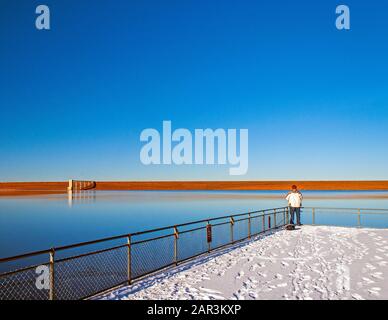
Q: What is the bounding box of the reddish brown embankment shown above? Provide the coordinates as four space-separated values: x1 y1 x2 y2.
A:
1 181 388 196
94 181 388 191
0 182 68 196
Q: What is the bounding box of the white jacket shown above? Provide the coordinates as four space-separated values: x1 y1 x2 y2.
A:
286 191 303 207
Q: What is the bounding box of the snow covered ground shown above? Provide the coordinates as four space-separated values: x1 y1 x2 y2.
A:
97 225 388 300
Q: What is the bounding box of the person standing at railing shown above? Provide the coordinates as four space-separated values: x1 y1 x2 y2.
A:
286 185 303 226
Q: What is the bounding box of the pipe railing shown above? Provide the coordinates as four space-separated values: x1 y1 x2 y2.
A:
0 207 289 300
301 207 388 228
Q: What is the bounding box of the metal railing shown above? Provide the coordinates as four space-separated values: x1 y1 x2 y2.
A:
1 206 387 300
302 207 388 229
0 207 289 300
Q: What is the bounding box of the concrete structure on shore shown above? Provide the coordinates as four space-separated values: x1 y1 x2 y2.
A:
67 179 96 192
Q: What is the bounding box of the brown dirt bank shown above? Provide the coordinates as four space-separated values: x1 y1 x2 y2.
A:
0 182 67 196
94 181 388 191
1 181 388 196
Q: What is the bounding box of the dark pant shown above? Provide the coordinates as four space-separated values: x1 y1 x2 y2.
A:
289 207 301 225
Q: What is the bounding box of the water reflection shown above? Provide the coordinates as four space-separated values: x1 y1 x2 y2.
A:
67 190 96 207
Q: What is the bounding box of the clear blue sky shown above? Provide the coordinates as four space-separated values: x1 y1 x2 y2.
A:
1 0 387 181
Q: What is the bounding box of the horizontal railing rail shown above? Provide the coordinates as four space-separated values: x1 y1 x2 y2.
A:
303 207 388 212
301 207 388 229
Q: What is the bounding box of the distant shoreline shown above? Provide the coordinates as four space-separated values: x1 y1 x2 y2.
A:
1 180 388 197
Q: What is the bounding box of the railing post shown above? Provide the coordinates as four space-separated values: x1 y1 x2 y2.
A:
268 216 271 229
230 217 234 243
283 209 286 226
274 209 277 227
262 214 265 231
248 213 251 239
207 221 211 253
286 206 290 224
127 235 131 285
49 248 55 300
312 208 316 225
357 209 361 228
174 226 179 265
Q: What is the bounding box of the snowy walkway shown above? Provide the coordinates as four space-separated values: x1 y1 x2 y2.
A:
97 226 388 300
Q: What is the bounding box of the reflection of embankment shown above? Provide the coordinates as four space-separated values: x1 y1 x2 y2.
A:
67 190 96 207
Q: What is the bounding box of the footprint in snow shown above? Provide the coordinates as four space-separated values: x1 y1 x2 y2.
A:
249 264 258 272
232 292 245 300
247 277 258 284
362 277 375 284
371 272 384 280
248 292 258 299
277 283 287 288
365 263 376 270
207 293 226 300
368 288 381 296
351 293 364 300
199 287 223 294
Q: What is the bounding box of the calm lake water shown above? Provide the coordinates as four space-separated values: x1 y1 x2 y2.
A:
1 191 388 259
